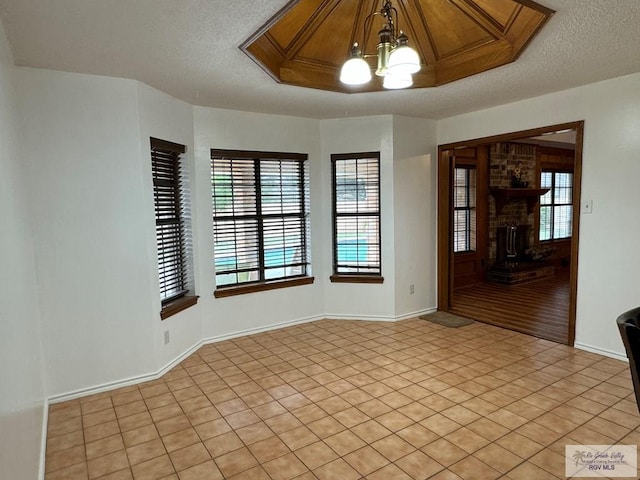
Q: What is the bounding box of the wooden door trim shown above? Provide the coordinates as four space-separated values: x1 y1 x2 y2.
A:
438 149 454 310
568 125 583 346
476 146 490 283
437 121 584 346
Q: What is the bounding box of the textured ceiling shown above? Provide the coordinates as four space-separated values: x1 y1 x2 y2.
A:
0 1 639 120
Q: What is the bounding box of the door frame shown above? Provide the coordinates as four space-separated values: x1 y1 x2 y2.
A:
450 147 490 289
437 121 584 346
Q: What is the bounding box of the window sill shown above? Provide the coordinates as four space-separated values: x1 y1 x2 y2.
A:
161 295 199 320
454 250 476 256
214 276 315 298
330 275 384 284
541 238 572 244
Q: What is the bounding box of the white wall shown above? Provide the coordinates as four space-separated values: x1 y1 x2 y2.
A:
136 83 203 369
193 107 325 339
392 116 438 318
320 116 397 319
0 23 46 480
438 73 640 357
17 69 158 397
16 64 637 405
8 70 439 408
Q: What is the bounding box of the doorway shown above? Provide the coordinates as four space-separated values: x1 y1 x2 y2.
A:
437 122 584 346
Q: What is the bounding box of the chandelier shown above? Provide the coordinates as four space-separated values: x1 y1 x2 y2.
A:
340 0 421 90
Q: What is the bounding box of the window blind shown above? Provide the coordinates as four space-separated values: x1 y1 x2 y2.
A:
211 150 309 288
540 170 573 241
453 166 477 253
332 152 381 275
151 138 189 303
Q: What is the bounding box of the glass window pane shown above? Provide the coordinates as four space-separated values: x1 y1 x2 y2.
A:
540 206 552 241
260 160 302 215
212 158 257 216
335 157 379 215
453 210 468 252
212 153 309 287
539 171 573 240
333 154 381 275
469 208 477 251
453 167 475 252
335 215 380 274
554 205 572 238
554 172 573 204
540 172 553 205
468 169 477 208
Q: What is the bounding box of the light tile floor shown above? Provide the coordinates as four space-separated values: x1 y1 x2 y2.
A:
45 318 640 479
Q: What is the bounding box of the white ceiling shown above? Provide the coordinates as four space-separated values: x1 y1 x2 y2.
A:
1 1 639 120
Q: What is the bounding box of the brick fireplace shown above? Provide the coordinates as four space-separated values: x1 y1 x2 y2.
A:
488 143 536 263
487 143 554 285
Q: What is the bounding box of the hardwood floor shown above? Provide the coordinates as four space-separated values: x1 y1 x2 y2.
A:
450 272 570 344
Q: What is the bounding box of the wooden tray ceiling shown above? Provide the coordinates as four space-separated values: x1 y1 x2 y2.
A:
241 0 554 93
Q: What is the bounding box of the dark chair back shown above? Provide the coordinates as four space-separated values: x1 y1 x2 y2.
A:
617 306 640 413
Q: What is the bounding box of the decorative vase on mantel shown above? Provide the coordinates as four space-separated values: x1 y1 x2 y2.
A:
510 162 528 188
510 176 528 188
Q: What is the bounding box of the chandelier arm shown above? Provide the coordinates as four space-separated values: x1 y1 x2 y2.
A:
360 10 383 56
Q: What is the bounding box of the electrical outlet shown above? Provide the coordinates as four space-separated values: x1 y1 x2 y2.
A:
409 284 415 295
164 330 170 345
582 199 593 214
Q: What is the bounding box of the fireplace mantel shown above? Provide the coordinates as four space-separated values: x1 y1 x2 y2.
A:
489 188 550 216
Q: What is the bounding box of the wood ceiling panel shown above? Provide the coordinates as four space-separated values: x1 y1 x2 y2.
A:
240 0 553 93
471 0 520 30
417 0 496 60
295 1 364 65
269 0 326 49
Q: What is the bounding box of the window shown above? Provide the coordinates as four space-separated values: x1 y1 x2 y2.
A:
150 138 197 319
540 171 573 241
453 166 476 253
331 152 382 281
211 150 311 294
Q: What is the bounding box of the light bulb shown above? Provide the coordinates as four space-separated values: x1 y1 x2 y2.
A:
388 32 421 75
383 71 413 89
340 57 372 85
340 44 372 86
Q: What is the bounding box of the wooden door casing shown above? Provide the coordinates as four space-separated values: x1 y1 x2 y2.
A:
437 121 583 346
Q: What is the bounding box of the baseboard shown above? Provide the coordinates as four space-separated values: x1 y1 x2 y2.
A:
201 314 324 345
395 307 437 321
325 307 437 322
156 340 205 379
48 314 325 404
574 342 628 362
48 370 160 404
324 313 397 322
39 397 49 480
